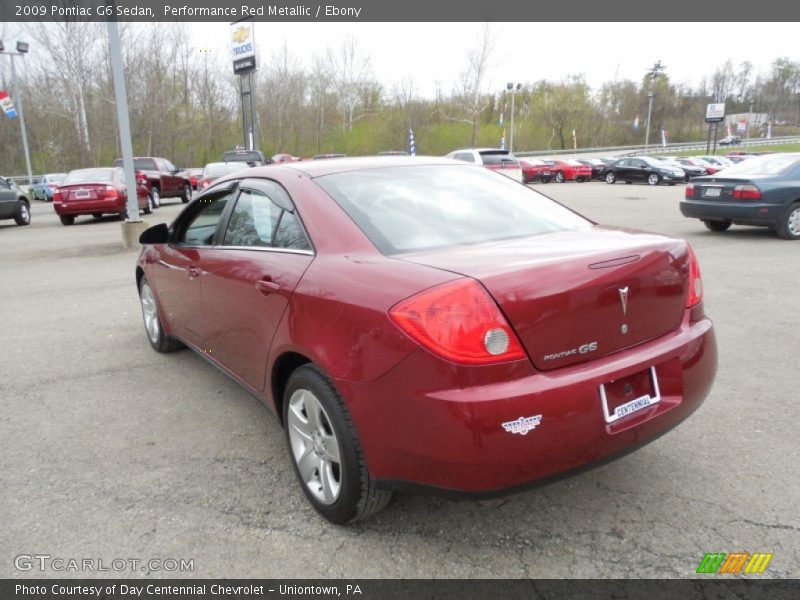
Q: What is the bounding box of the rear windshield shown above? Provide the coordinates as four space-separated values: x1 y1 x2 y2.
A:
203 162 249 178
223 151 264 164
63 169 115 184
114 158 157 170
479 151 512 165
714 154 800 177
316 165 590 255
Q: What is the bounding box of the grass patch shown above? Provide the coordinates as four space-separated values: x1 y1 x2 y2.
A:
671 143 800 157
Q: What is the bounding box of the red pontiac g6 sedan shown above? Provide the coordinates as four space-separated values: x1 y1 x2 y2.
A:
136 157 717 524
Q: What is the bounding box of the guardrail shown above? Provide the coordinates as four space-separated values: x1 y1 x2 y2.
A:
515 135 800 158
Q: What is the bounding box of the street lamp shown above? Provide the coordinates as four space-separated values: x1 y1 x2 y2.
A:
506 82 522 153
0 39 33 186
644 60 666 152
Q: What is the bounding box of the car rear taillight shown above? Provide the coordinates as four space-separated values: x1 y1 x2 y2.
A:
105 186 119 199
732 184 761 200
201 179 210 189
53 190 62 202
389 278 527 365
686 244 703 308
685 183 695 198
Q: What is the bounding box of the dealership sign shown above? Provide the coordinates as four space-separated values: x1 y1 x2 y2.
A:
230 21 256 74
705 103 726 123
0 91 17 118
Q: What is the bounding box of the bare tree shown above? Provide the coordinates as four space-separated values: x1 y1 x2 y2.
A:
453 23 495 146
330 36 371 131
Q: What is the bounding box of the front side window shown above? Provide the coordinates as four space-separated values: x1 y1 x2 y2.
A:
223 188 312 251
179 193 232 246
223 190 282 247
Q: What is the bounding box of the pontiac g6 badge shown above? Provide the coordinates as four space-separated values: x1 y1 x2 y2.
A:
502 415 542 436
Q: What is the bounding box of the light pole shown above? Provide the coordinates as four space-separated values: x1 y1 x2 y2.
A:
644 60 666 152
0 40 33 186
506 82 522 153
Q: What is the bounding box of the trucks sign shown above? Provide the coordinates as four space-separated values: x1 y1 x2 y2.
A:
230 21 256 75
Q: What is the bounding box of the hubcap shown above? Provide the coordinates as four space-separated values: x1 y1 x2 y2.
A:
140 283 160 344
649 174 658 185
287 389 342 505
20 205 30 222
152 190 160 207
788 207 800 236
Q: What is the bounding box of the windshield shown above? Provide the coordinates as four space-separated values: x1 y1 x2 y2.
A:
316 165 591 255
713 154 800 177
62 169 115 184
203 162 249 178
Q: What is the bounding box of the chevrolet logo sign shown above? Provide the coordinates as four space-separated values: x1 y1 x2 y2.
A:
232 26 250 44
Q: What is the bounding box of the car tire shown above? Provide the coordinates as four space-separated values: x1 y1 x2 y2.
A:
181 183 192 204
283 364 393 524
776 202 800 240
554 171 565 183
59 215 75 226
138 278 185 353
625 181 633 184
150 187 161 208
143 193 153 215
13 201 31 226
605 172 616 184
703 219 732 232
647 173 660 186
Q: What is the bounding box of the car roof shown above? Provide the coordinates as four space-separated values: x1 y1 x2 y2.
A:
223 156 462 180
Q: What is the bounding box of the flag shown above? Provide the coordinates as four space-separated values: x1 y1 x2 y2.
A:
572 129 577 150
0 91 17 119
500 129 506 150
408 128 416 156
661 126 667 148
633 114 639 129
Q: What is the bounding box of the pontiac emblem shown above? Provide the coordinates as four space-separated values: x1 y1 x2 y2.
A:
501 415 542 436
618 286 629 316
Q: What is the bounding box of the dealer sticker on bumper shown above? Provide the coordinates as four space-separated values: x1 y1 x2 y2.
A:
501 414 542 435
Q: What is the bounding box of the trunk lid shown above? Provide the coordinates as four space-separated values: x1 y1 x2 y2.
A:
59 184 112 202
690 177 754 201
398 227 690 370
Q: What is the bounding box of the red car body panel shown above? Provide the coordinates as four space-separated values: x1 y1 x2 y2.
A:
518 159 553 183
138 158 717 495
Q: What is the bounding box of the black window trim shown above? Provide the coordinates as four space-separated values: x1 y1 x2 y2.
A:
169 180 240 248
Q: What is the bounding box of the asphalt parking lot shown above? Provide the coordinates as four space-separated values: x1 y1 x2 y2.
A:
1 182 798 579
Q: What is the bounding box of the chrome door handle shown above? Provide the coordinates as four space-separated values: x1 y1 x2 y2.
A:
255 278 281 294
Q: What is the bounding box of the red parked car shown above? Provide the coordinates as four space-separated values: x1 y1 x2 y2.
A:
517 157 553 183
54 167 152 225
136 157 717 523
544 159 593 183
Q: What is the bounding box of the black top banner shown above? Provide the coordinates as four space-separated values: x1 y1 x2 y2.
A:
2 0 800 21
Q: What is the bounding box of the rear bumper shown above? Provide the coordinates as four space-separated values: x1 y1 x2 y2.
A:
54 199 126 215
338 311 716 494
680 199 783 225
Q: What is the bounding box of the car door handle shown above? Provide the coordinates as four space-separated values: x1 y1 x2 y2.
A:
255 277 281 295
187 266 202 278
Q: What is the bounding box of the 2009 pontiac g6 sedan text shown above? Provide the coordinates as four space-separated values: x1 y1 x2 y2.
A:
136 157 717 524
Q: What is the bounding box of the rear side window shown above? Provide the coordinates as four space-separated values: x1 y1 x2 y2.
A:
452 152 475 163
316 165 590 255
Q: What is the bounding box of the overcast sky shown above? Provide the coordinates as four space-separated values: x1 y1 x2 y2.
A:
192 21 799 95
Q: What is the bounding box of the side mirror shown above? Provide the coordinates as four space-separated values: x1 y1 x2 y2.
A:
139 222 169 245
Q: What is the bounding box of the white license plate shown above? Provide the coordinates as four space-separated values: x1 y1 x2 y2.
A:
598 366 661 424
703 187 722 198
543 171 551 175
75 190 91 199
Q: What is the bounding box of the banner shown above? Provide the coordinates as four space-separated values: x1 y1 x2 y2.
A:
0 90 18 118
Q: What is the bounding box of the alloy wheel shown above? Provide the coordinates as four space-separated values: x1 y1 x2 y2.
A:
140 282 160 344
18 203 30 224
287 389 343 505
151 188 160 208
788 206 800 237
648 174 659 185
